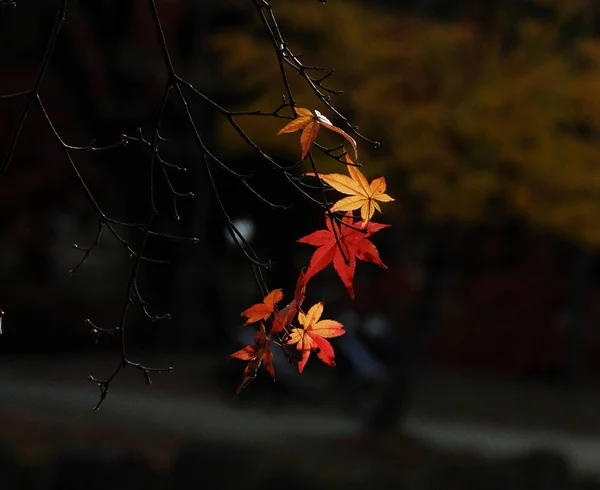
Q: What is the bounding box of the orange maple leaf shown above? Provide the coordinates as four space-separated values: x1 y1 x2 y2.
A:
298 212 389 299
229 323 274 393
241 289 283 325
287 302 345 373
277 107 357 160
306 155 394 227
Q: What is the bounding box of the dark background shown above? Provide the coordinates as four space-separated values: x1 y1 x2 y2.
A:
2 0 600 488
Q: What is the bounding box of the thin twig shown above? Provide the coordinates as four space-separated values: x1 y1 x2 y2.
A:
0 0 69 181
88 215 173 410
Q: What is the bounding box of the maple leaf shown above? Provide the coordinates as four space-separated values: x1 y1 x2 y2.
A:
229 323 274 393
287 302 345 373
277 107 357 160
306 155 394 227
272 269 307 333
298 212 389 299
241 289 283 325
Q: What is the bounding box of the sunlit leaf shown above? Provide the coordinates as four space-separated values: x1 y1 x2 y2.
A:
287 302 345 372
298 212 389 298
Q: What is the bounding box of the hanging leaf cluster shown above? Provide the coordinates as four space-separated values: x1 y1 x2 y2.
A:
230 108 393 392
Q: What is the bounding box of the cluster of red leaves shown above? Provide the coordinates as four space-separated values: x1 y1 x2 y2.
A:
230 108 393 393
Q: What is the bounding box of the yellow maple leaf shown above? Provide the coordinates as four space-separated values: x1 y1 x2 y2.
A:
306 155 394 226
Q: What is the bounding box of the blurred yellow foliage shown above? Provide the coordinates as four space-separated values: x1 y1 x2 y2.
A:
209 1 600 248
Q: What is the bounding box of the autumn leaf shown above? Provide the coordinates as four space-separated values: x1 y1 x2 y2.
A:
241 289 283 325
316 112 358 162
294 268 308 305
272 270 307 333
287 302 345 373
306 155 394 227
298 212 389 299
277 107 357 160
229 323 274 393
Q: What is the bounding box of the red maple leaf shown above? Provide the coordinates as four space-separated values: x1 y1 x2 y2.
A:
272 269 307 334
229 323 274 393
298 212 389 299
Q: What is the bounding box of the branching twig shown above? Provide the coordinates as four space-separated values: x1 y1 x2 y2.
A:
69 221 103 275
252 0 380 148
88 215 173 410
2 0 375 403
0 0 68 181
133 279 171 322
36 96 170 264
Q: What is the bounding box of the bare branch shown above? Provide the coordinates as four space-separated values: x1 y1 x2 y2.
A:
0 0 68 181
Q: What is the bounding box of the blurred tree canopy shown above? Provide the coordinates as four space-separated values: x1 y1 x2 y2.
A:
209 0 600 248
